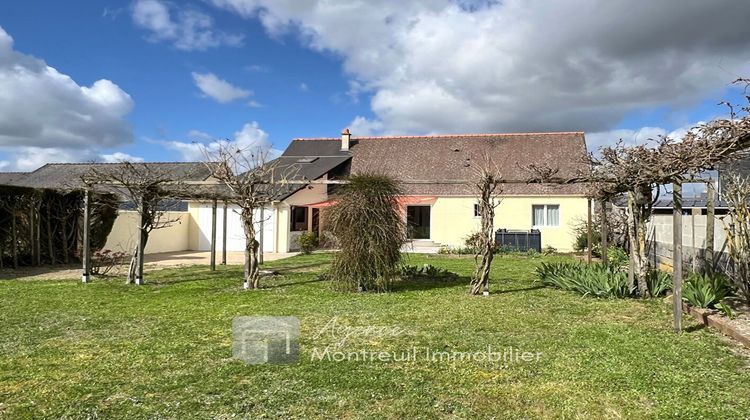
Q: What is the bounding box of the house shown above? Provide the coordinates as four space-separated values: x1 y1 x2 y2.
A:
0 131 591 258
190 130 591 253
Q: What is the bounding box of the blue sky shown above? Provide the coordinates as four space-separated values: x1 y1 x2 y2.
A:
0 0 748 171
0 0 373 168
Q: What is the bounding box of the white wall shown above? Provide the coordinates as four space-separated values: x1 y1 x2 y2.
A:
190 202 275 253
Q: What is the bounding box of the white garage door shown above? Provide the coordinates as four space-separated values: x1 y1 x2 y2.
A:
196 204 275 253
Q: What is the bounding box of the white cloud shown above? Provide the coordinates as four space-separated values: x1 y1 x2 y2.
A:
244 64 269 72
586 122 703 153
2 147 94 172
164 121 277 161
348 115 383 137
210 0 750 139
131 0 243 51
0 147 146 171
101 152 145 163
192 72 252 103
0 25 135 171
187 129 214 140
299 82 309 92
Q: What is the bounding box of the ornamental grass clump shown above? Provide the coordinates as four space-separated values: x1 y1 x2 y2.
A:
326 174 406 292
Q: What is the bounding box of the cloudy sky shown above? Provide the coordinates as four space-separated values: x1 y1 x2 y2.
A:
0 0 749 171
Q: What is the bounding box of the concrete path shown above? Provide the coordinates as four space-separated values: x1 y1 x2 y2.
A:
144 251 297 266
0 251 298 281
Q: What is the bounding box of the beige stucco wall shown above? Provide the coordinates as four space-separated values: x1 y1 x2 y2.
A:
430 195 588 251
285 175 328 206
104 211 190 254
181 181 587 253
280 175 328 252
187 204 201 250
276 204 291 253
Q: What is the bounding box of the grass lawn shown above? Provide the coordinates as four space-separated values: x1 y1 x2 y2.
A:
1 253 749 418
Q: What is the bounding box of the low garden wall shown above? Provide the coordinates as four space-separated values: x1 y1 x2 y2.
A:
648 213 731 272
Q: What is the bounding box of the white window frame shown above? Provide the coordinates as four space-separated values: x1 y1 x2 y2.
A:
473 203 481 218
532 204 560 228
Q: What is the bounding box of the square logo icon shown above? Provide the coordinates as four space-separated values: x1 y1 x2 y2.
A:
232 316 300 365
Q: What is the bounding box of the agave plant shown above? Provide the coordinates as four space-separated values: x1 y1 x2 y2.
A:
536 262 631 298
645 270 672 297
683 272 734 309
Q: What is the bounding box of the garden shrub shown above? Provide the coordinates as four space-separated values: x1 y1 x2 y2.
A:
317 230 338 249
607 247 629 268
91 249 127 276
398 264 458 280
297 231 318 254
464 232 482 251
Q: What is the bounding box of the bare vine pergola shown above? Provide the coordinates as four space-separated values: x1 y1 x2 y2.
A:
71 80 750 334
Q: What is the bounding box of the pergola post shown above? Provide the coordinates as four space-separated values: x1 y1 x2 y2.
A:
221 200 228 265
705 181 716 272
11 209 18 269
29 204 35 266
259 206 265 265
600 199 609 264
587 198 593 264
627 192 635 290
210 199 217 271
34 201 41 266
135 197 146 285
46 203 55 265
673 182 683 333
81 189 91 283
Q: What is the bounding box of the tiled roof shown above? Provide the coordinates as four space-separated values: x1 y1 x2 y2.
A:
0 172 28 186
8 162 212 191
268 155 351 200
283 132 589 196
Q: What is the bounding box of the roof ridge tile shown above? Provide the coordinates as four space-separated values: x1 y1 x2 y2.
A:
292 131 585 141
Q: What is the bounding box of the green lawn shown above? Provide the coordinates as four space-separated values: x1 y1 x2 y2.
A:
1 253 749 418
